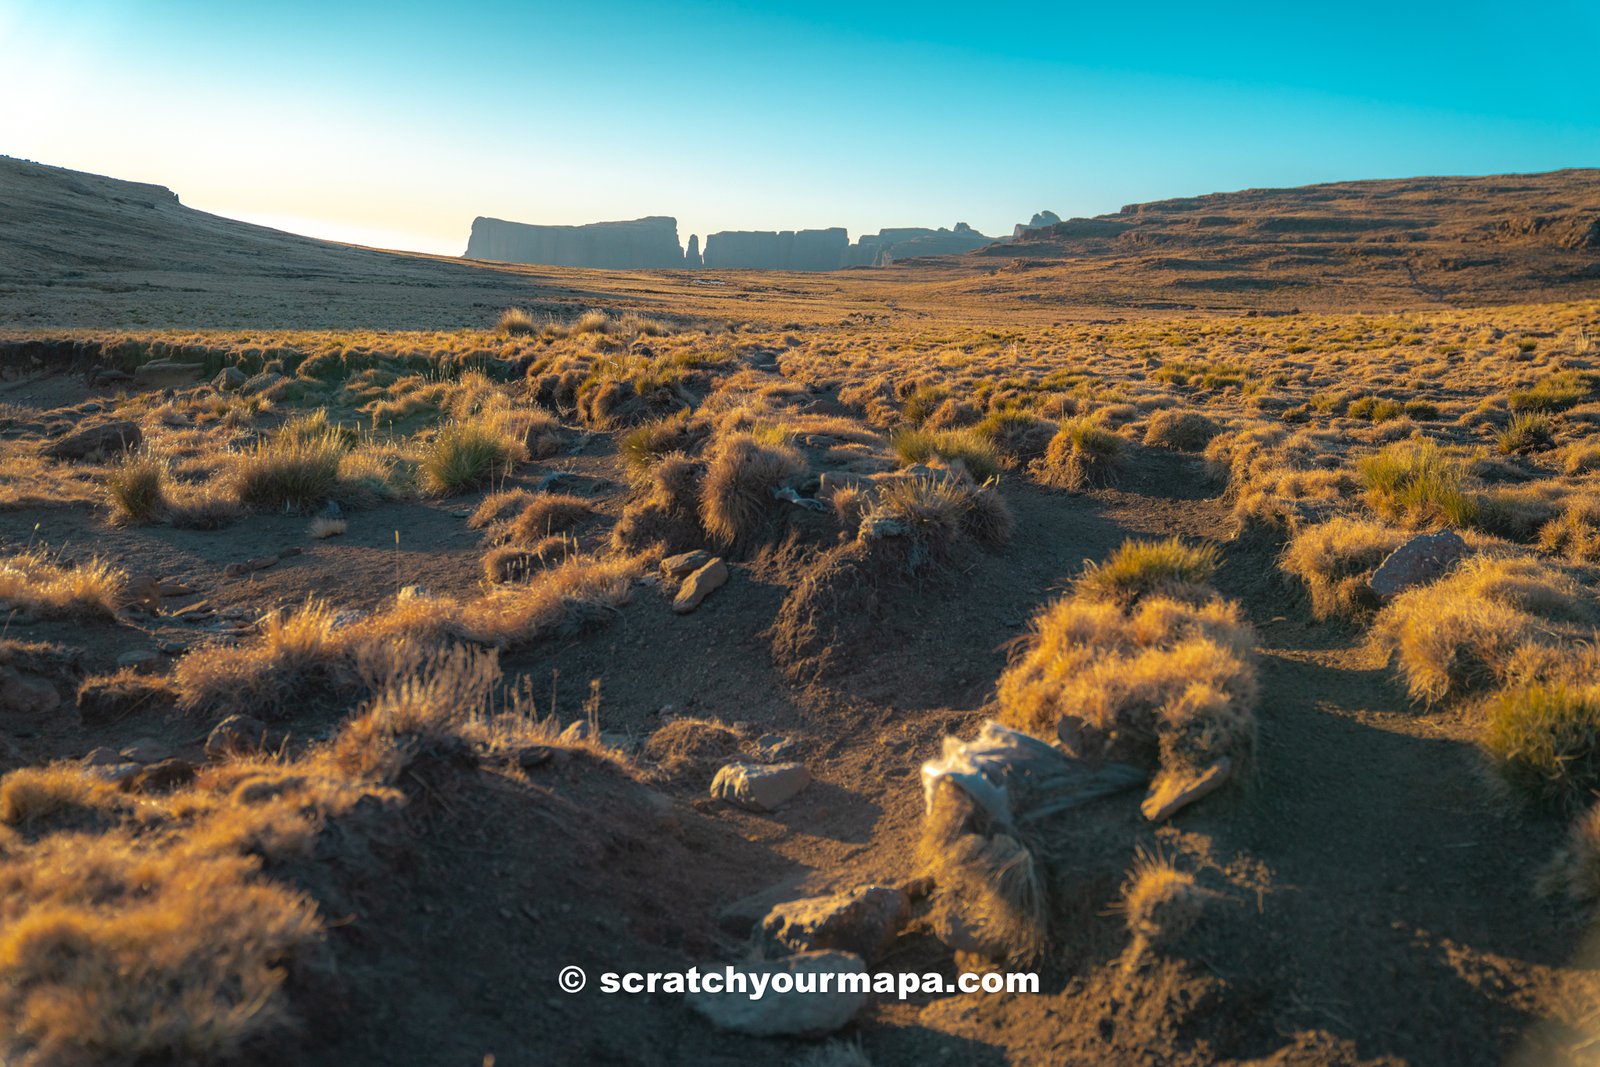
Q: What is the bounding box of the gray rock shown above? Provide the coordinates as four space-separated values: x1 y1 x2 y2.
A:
44 420 142 460
710 760 812 812
133 360 205 388
1368 530 1469 602
661 549 712 579
119 739 172 765
116 649 159 670
87 762 145 784
673 558 728 614
0 667 60 717
760 885 910 963
686 951 868 1036
240 371 284 396
212 366 248 391
748 733 797 762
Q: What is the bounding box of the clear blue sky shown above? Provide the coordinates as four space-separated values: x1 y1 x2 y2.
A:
3 0 1597 255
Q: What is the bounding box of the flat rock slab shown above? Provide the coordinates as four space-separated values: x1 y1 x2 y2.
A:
686 951 868 1036
1141 759 1232 822
134 360 205 388
760 885 910 963
661 549 712 579
44 420 141 460
1367 530 1468 602
710 760 812 812
673 558 728 614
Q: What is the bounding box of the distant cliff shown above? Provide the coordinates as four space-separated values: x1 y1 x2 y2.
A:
463 214 998 270
465 216 686 269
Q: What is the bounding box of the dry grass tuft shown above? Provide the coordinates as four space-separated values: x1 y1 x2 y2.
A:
497 307 537 336
1358 439 1477 529
0 550 127 619
105 450 166 524
1076 537 1220 605
1034 418 1124 491
308 516 346 539
1143 409 1220 451
1540 800 1600 904
891 427 1005 482
506 494 593 543
418 418 523 496
1482 682 1600 812
699 431 804 547
1280 517 1407 618
1119 847 1206 947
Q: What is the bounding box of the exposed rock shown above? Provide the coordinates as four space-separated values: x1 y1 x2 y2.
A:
43 419 141 460
1141 759 1233 821
466 216 686 268
240 371 283 396
845 223 993 267
131 757 197 791
1013 210 1062 237
748 733 797 762
116 648 159 670
1367 530 1469 602
119 739 172 764
684 233 702 268
0 667 60 717
212 366 247 390
82 747 122 767
205 714 274 759
759 885 910 963
686 951 868 1036
703 228 849 271
710 760 812 811
672 558 728 613
133 360 204 387
661 549 712 579
87 762 145 785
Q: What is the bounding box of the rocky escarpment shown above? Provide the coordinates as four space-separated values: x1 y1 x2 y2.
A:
702 228 849 271
465 216 687 269
845 223 993 266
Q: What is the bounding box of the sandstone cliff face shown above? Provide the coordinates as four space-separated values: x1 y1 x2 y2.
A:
701 228 848 271
465 216 685 269
844 223 993 266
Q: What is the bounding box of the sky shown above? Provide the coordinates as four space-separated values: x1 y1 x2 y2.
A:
2 1 1598 256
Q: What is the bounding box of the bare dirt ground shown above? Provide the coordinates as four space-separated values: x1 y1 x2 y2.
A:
1 158 1599 1066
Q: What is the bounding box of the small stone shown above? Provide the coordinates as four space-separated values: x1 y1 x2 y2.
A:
246 555 279 571
759 885 911 963
673 558 729 614
710 760 812 812
687 951 868 1036
119 739 172 765
1367 530 1469 602
116 649 159 670
1141 759 1233 822
222 562 248 578
205 714 272 759
81 747 122 767
661 550 712 579
748 734 797 762
87 762 144 784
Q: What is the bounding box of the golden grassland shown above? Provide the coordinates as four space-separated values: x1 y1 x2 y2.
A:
3 296 1600 1061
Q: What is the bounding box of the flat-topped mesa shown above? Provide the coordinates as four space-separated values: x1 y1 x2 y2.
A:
844 223 994 267
701 228 849 271
465 216 686 269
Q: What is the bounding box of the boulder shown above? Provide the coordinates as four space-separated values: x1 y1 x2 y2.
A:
133 360 205 388
673 558 728 614
1367 530 1469 602
686 951 868 1036
119 739 172 765
0 667 60 717
212 366 248 391
759 885 910 963
116 648 159 670
661 549 712 579
710 760 812 812
240 371 284 396
44 420 142 460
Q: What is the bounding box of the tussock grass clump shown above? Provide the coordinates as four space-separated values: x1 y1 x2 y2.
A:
0 765 125 831
175 599 346 718
506 494 593 542
612 452 707 555
1538 496 1600 562
1346 395 1405 422
419 418 524 495
891 427 1004 482
972 410 1054 461
620 411 703 477
166 480 245 530
996 588 1256 776
105 451 166 524
1509 370 1595 413
232 413 346 512
1034 418 1123 491
468 488 536 529
1119 848 1205 948
497 307 537 336
1357 439 1478 528
699 432 804 547
309 516 346 539
643 718 745 784
1371 554 1590 704
1280 517 1408 618
865 475 1015 568
482 536 574 584
1076 537 1220 605
1143 409 1220 450
1541 801 1600 903
1495 411 1555 455
1482 683 1600 813
0 550 126 618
